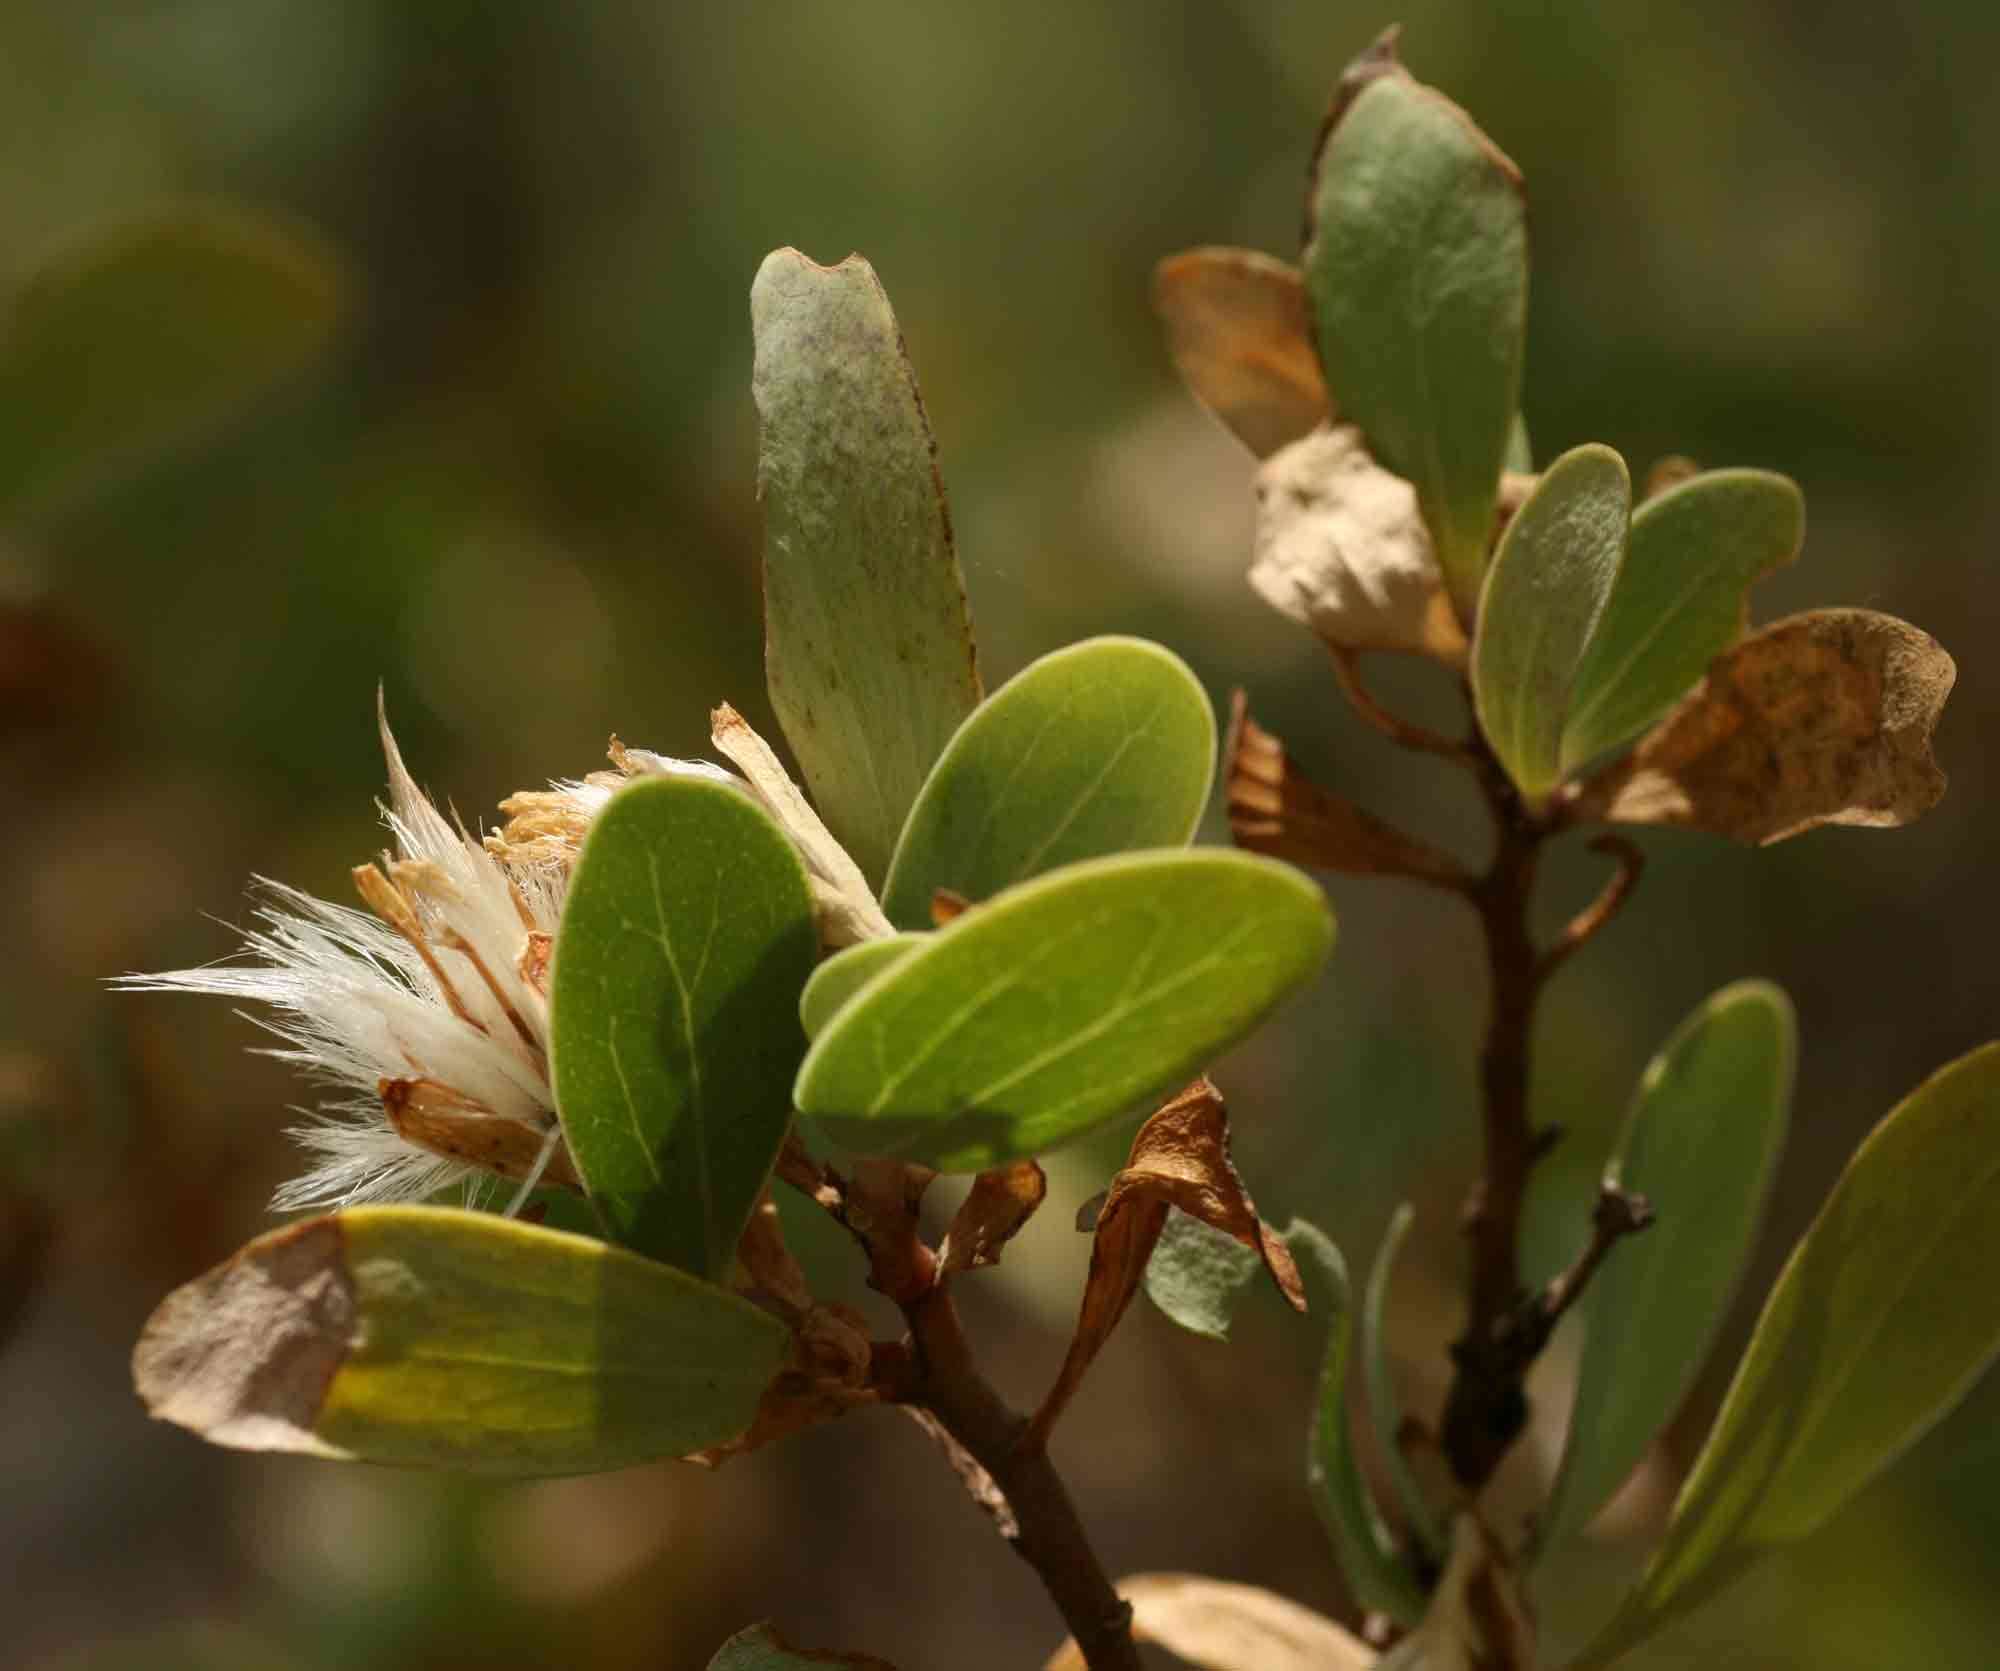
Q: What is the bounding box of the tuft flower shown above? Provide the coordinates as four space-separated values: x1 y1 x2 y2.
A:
119 706 732 1212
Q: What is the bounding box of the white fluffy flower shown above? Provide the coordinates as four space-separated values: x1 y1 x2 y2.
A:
121 709 728 1212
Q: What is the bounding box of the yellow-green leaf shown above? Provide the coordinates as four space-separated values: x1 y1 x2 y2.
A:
881 636 1215 930
795 851 1333 1172
1568 1042 2000 1668
133 1208 788 1474
799 933 926 1041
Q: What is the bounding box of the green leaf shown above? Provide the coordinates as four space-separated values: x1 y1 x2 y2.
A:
880 636 1216 930
1364 1205 1446 1562
0 205 343 520
799 933 926 1041
1503 414 1534 474
750 248 983 885
1291 1219 1431 1627
1303 39 1527 616
1568 1042 2000 1669
1559 471 1805 773
795 850 1334 1172
1470 444 1631 802
551 777 818 1277
132 1207 789 1474
1535 981 1795 1566
1144 1208 1265 1341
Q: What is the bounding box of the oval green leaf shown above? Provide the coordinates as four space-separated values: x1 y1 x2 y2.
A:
1290 1218 1431 1627
1535 981 1795 1566
799 933 926 1041
795 850 1333 1172
750 248 983 885
551 776 818 1277
1364 1205 1447 1562
1568 1041 2000 1669
1144 1208 1265 1342
1558 470 1805 773
1470 444 1631 802
0 205 343 521
1304 44 1527 616
880 636 1216 930
132 1207 789 1474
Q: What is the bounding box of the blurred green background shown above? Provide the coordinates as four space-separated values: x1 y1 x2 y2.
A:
6 1 1997 1666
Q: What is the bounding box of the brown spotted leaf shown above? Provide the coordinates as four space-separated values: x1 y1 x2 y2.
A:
1568 609 1954 845
938 1161 1047 1275
1043 1574 1374 1671
1225 694 1470 886
1251 425 1468 662
1029 1080 1305 1444
1153 247 1330 459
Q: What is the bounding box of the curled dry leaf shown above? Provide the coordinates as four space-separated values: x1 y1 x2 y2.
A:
938 1161 1047 1275
1030 1080 1305 1444
711 703 895 948
1225 693 1470 888
1043 1573 1374 1671
708 1621 902 1670
1152 247 1330 459
1567 609 1954 845
1377 1515 1533 1671
1251 426 1469 663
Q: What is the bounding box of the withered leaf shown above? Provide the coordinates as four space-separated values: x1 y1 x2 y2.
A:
1029 1080 1305 1444
708 1621 902 1670
1153 247 1330 459
938 1161 1047 1275
1567 609 1954 845
379 1078 582 1192
1251 426 1468 663
1225 694 1469 887
1043 1573 1374 1671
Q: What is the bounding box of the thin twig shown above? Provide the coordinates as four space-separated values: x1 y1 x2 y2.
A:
1535 1185 1655 1337
1327 645 1481 766
1535 834 1645 987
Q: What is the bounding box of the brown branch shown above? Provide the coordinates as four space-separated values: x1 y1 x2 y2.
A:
777 1141 1140 1671
1535 834 1645 987
1328 645 1481 766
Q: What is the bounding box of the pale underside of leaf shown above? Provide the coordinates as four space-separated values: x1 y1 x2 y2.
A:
1568 1042 2000 1669
1566 608 1954 844
1250 425 1468 662
1043 1573 1375 1671
1152 246 1331 458
750 247 982 884
795 849 1334 1172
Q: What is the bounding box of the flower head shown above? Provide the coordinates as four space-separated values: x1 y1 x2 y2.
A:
121 707 726 1211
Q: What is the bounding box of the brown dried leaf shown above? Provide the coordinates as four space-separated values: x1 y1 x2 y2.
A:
1375 1514 1533 1671
736 1194 815 1316
1251 426 1469 662
709 1621 902 1670
1153 247 1330 459
1030 1080 1305 1444
938 1161 1047 1275
1225 694 1470 886
1568 609 1954 845
686 1299 876 1469
929 887 970 926
1043 1574 1374 1671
